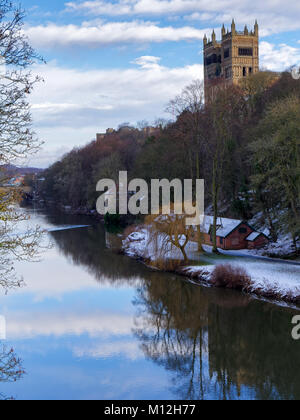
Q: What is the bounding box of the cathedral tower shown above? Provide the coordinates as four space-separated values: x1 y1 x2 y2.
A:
203 20 259 101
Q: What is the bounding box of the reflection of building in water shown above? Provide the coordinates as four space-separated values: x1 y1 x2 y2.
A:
0 315 6 340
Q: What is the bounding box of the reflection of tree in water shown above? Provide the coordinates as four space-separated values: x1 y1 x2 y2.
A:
0 344 25 400
48 219 165 287
43 212 300 400
134 277 211 400
134 277 300 400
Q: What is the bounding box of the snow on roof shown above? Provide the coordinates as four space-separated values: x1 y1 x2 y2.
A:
246 232 262 241
201 215 243 238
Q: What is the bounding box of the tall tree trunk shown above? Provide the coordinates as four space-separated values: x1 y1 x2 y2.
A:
212 159 219 254
179 243 189 263
197 225 204 253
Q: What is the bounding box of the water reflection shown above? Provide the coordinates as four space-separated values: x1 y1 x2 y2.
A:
133 277 300 400
48 219 170 288
0 342 25 400
44 211 300 400
1 209 299 400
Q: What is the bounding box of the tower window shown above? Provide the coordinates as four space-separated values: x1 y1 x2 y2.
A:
239 48 253 56
249 67 253 74
243 67 247 77
215 63 222 77
224 48 230 59
205 56 213 66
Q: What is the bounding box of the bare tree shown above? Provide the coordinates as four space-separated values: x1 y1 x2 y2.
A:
166 80 205 253
166 80 205 181
204 85 246 253
0 1 44 290
145 204 199 269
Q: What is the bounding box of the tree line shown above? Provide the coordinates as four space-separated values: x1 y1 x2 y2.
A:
40 71 300 252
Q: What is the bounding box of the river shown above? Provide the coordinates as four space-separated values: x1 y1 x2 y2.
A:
0 207 300 400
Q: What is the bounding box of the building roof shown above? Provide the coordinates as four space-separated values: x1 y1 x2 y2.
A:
201 216 244 238
246 232 262 241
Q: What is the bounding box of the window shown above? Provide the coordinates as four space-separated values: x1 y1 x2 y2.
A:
243 67 247 77
206 54 222 66
205 56 212 66
239 48 253 56
224 48 230 59
215 63 222 77
220 237 224 245
225 67 231 79
239 227 247 234
249 67 253 74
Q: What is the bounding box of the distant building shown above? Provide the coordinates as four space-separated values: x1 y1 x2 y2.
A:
143 126 159 136
191 216 269 250
96 128 115 142
118 126 136 134
203 20 259 101
3 176 24 187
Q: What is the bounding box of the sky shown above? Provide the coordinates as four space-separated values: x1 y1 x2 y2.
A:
17 0 300 167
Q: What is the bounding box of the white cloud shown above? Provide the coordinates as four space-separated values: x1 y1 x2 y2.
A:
27 59 202 167
131 56 162 69
24 21 209 48
73 341 143 360
22 146 71 168
64 0 300 36
260 41 300 71
6 310 136 339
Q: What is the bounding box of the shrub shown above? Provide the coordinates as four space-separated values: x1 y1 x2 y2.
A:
210 264 253 292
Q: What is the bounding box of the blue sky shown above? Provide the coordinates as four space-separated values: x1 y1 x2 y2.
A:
17 0 300 167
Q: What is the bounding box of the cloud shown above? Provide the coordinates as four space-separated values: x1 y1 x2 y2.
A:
26 59 202 167
260 41 300 71
131 56 162 69
7 310 136 339
24 21 209 48
73 341 143 360
21 146 71 169
64 0 300 36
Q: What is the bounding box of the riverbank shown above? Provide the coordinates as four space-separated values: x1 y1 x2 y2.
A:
25 201 300 306
122 227 300 307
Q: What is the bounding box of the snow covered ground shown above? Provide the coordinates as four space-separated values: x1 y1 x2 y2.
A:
123 227 300 302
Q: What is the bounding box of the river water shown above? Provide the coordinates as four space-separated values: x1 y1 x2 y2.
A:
0 207 300 400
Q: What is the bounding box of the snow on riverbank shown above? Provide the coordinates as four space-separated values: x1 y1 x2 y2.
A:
123 228 198 261
123 227 300 303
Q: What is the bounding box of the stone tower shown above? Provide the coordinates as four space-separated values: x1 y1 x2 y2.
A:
203 20 259 101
